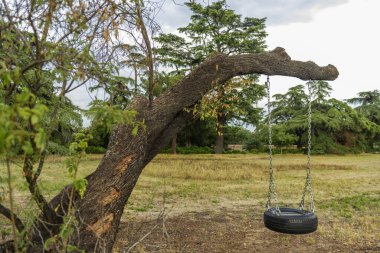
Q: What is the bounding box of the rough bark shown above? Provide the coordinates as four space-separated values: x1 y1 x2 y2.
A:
28 48 338 252
172 134 177 154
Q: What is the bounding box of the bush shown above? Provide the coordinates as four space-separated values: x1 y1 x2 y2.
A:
46 142 70 155
86 146 106 154
256 146 303 155
372 141 380 153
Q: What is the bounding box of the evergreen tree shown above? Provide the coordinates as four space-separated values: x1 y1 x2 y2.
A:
155 0 267 153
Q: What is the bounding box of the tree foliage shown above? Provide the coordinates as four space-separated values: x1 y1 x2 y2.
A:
0 0 154 250
155 0 267 153
255 83 380 154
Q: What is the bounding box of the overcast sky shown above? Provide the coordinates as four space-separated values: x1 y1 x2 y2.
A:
68 0 379 117
157 0 379 100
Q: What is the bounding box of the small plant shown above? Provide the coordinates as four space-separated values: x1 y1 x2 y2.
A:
43 133 90 252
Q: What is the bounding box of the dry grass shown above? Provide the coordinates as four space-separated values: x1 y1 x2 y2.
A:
128 154 380 249
1 153 379 250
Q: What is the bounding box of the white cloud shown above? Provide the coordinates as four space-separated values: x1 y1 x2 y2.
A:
264 0 380 100
226 0 349 25
156 0 349 33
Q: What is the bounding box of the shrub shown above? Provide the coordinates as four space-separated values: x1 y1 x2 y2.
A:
46 142 70 155
86 146 106 154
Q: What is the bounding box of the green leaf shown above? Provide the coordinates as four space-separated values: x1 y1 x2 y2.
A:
12 66 21 83
73 178 88 198
44 237 57 251
0 71 12 87
22 141 34 155
65 158 76 174
31 115 39 125
35 131 46 150
132 125 138 136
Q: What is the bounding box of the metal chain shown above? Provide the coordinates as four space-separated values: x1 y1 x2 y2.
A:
265 76 279 213
300 82 315 212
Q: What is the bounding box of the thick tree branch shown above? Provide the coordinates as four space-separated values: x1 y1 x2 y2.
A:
0 204 25 232
148 110 196 158
155 47 338 114
28 47 339 252
143 47 338 143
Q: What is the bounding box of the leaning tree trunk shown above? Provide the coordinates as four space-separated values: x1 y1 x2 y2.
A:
28 48 338 252
171 134 177 154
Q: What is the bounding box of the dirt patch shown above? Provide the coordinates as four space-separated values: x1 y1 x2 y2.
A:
114 209 379 253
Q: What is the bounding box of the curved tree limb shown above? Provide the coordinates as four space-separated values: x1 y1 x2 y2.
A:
29 47 338 252
154 47 338 121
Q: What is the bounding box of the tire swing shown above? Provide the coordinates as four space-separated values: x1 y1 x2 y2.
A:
263 76 318 234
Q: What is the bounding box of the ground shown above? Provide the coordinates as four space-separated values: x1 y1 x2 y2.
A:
1 154 379 252
117 210 376 253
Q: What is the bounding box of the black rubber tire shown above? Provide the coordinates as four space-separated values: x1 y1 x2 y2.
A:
263 207 318 234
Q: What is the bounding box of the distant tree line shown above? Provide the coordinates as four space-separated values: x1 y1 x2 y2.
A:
81 85 379 155
40 0 379 155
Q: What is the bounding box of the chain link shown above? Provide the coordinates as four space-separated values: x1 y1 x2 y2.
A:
265 76 279 213
300 82 315 212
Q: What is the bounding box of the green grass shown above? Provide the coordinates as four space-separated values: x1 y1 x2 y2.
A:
319 194 380 218
1 153 379 248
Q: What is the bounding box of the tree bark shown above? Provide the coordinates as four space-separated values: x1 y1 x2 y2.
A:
172 134 177 154
28 48 338 252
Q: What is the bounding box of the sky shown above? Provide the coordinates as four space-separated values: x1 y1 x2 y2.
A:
68 0 380 119
156 0 379 100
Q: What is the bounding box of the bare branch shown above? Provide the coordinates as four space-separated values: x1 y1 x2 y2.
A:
22 156 54 216
66 79 90 93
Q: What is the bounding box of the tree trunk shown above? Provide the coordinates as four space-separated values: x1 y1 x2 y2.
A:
27 48 338 252
172 134 177 154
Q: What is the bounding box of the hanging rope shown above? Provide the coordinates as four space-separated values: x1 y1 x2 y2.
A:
299 82 315 212
265 76 279 213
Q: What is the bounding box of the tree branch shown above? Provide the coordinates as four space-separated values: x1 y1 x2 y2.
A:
145 47 338 139
21 59 51 74
26 47 339 250
0 204 25 232
22 156 53 215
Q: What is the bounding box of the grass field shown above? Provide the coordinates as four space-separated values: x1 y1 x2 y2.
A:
1 154 380 252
